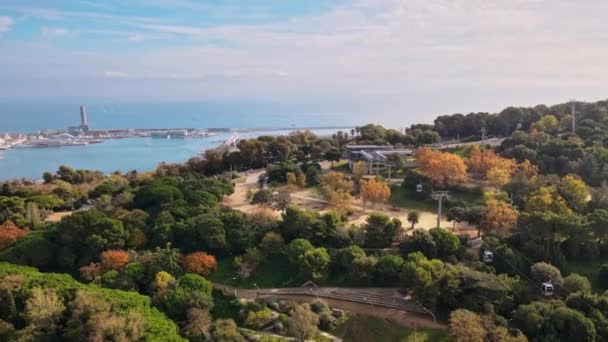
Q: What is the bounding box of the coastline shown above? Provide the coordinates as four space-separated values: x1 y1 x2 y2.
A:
0 126 352 181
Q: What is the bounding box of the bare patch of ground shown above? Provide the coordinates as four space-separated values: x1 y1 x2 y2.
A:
45 211 73 222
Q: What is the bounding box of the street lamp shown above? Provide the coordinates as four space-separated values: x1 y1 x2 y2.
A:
253 282 261 296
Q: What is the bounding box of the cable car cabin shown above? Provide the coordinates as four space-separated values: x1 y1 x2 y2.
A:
416 184 423 192
482 250 494 263
541 282 554 296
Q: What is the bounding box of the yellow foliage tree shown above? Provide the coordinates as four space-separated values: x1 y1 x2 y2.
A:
466 146 517 181
286 172 297 186
352 161 367 177
480 199 518 237
415 147 468 187
320 172 353 213
360 178 391 205
486 167 512 187
524 186 572 215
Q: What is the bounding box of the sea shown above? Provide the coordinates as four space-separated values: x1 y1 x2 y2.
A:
0 102 362 180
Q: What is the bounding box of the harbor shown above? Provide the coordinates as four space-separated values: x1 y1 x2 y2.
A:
0 106 352 180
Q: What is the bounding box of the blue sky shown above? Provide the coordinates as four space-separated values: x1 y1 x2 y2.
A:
0 0 607 123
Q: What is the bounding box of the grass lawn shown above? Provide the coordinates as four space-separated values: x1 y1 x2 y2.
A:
389 186 435 212
335 315 448 342
210 256 300 289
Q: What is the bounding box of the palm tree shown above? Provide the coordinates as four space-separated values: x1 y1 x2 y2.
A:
407 211 420 230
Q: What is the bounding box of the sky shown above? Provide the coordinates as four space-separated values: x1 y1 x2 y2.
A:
0 0 607 123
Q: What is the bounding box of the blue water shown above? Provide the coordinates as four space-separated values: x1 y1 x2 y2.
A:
0 128 348 180
0 102 361 133
0 102 362 180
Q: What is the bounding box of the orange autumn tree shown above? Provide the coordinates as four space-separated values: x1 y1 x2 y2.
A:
415 147 468 187
0 221 29 251
480 199 518 237
184 252 217 276
465 146 517 179
100 249 130 270
360 178 391 205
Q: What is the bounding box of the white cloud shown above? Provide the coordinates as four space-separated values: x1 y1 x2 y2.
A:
41 27 72 38
102 71 130 78
0 16 13 33
128 34 144 42
2 0 608 121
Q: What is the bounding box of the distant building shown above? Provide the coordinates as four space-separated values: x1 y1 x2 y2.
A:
344 144 413 174
151 130 188 138
80 106 88 127
68 106 89 134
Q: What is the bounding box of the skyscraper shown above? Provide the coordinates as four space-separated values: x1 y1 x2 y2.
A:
80 106 88 126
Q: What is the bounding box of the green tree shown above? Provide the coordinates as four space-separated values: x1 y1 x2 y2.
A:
446 206 466 231
530 262 563 288
376 254 404 284
56 209 127 269
259 232 285 256
563 273 591 295
210 319 245 342
407 211 420 229
286 238 314 265
332 245 365 272
363 213 398 248
324 148 342 168
300 248 330 281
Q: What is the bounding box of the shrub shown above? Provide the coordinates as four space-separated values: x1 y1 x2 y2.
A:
184 252 217 276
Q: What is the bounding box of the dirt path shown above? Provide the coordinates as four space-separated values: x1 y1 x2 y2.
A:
45 211 73 222
222 168 475 233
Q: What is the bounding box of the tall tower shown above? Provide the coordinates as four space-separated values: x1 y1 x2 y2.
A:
80 106 88 127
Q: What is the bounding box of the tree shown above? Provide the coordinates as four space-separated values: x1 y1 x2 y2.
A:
160 274 213 321
251 189 273 206
332 245 366 272
429 228 460 258
286 238 314 265
184 252 217 276
589 209 608 244
376 254 404 283
559 175 589 212
525 186 572 215
100 249 130 271
300 247 330 281
182 308 212 341
273 190 292 212
407 211 420 229
363 213 398 248
244 308 274 330
56 209 127 268
289 304 319 342
324 148 342 168
320 172 353 213
415 147 468 187
25 288 65 331
563 273 591 295
446 206 466 231
360 178 391 206
480 199 518 237
259 232 285 256
210 319 245 342
465 146 516 179
449 309 486 342
530 262 563 288
486 166 513 187
599 264 608 289
0 221 28 251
